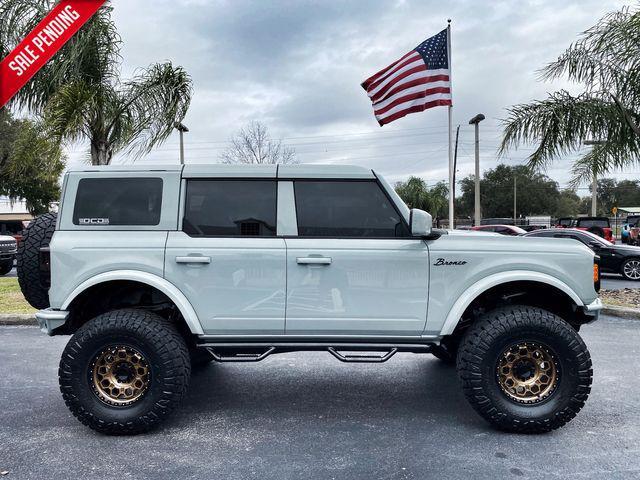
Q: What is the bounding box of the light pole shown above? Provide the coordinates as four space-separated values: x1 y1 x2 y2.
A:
584 139 606 216
469 114 485 226
175 122 189 165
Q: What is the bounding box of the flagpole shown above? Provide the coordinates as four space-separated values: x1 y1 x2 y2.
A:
446 19 454 229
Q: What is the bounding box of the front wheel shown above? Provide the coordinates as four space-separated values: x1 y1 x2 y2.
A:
59 309 191 435
621 258 640 281
457 306 592 433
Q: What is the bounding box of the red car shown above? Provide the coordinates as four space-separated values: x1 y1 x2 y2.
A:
574 217 614 244
471 224 527 236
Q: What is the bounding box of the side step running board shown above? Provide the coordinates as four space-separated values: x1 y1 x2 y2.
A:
327 347 397 363
205 346 275 362
200 343 424 363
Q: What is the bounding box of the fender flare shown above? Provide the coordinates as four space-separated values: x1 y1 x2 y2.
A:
60 270 204 335
439 270 584 336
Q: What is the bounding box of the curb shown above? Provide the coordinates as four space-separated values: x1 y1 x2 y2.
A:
602 305 640 319
0 314 36 326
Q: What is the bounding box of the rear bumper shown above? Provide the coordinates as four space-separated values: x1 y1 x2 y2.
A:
35 308 69 336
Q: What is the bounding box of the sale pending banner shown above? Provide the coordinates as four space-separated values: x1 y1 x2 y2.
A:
0 0 105 108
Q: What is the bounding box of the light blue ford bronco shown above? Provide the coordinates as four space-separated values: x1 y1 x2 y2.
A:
17 164 602 435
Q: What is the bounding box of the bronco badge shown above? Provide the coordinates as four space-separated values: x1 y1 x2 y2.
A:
433 258 467 266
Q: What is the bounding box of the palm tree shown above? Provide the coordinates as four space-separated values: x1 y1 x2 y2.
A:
0 1 192 165
395 177 448 220
500 6 640 183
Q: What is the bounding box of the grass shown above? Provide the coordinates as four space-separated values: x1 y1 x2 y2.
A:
0 277 36 314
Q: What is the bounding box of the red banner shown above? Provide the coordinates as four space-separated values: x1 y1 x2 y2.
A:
0 0 106 108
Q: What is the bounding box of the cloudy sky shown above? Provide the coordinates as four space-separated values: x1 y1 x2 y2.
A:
66 0 632 193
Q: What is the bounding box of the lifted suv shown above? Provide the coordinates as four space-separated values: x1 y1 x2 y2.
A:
19 164 601 435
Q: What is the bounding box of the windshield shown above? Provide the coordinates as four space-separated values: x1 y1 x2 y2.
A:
558 218 573 227
577 218 609 228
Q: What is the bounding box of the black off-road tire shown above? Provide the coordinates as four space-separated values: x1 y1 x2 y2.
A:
59 309 191 435
457 305 592 433
17 212 57 309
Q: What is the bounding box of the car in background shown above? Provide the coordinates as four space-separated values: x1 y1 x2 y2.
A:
524 228 640 280
621 215 640 244
0 219 29 245
0 235 17 276
574 217 614 243
471 224 527 236
556 217 575 228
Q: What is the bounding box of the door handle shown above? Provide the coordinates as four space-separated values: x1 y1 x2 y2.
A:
296 256 332 265
175 256 211 264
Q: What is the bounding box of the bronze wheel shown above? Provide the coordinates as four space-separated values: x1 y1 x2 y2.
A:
497 342 559 404
457 305 592 433
90 345 151 406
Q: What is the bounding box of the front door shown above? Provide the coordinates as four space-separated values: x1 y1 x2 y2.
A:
284 180 430 336
165 178 286 335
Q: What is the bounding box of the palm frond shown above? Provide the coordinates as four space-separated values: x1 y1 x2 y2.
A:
109 62 192 158
500 91 625 170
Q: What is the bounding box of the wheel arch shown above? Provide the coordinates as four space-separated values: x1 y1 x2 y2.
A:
61 270 204 335
439 271 584 336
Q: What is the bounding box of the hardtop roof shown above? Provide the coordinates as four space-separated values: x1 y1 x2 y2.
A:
67 164 376 179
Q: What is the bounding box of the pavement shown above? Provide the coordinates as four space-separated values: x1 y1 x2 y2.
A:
1 315 639 480
601 273 639 291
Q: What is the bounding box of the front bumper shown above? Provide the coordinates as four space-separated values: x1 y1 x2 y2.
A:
35 309 69 335
582 297 603 323
0 251 16 261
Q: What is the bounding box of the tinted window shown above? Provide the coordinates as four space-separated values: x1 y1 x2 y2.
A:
294 181 409 237
73 177 162 226
0 221 25 235
577 218 609 228
183 180 276 236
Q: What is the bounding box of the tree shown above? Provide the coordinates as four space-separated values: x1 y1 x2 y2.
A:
556 189 582 218
458 165 561 218
0 109 64 215
500 6 640 182
0 2 192 165
220 121 296 165
394 177 448 221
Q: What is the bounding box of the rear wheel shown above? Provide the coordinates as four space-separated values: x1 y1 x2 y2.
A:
17 212 57 308
59 309 191 435
457 305 592 433
621 258 640 281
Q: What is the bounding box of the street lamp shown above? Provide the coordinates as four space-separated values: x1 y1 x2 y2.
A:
469 113 485 226
584 139 606 216
174 122 189 165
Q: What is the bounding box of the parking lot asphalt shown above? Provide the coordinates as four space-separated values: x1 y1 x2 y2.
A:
0 315 639 480
601 274 639 290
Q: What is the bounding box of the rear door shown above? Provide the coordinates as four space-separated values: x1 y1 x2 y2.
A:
164 173 286 335
283 179 430 337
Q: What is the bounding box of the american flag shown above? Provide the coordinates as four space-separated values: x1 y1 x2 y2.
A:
361 29 452 126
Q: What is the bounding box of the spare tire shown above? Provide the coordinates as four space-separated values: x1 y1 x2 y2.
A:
587 226 605 239
17 212 57 309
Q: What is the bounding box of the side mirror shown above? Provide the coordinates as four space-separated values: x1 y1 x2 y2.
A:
588 241 602 250
410 208 432 237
